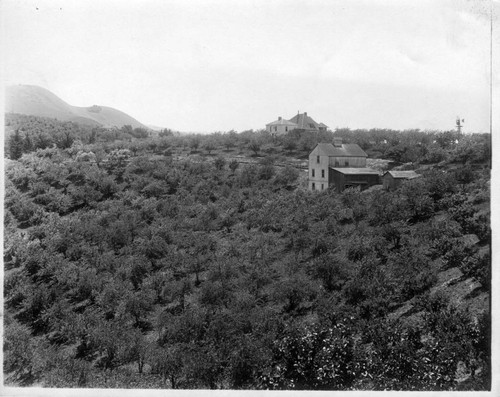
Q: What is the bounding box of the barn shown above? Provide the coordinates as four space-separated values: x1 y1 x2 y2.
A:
382 170 421 191
308 139 368 190
329 168 381 192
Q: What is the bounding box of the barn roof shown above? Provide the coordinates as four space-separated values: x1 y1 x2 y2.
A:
314 143 367 157
384 170 421 179
266 118 299 126
330 167 380 175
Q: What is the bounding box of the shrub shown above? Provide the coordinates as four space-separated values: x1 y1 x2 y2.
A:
261 320 357 390
274 165 299 188
229 159 239 173
214 156 226 170
248 140 261 156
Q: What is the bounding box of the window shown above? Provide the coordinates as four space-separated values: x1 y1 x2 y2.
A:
345 160 349 166
285 127 288 132
321 169 325 178
335 160 339 167
312 169 315 177
317 156 320 163
274 126 277 132
312 183 315 190
321 184 324 190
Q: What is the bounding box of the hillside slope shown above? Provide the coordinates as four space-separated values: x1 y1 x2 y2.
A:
5 84 147 129
3 120 491 390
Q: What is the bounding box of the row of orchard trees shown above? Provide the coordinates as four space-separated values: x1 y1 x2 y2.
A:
6 114 490 167
5 114 151 160
4 120 491 389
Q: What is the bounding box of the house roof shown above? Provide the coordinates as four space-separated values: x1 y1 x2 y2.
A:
384 170 421 179
330 167 380 175
314 143 367 157
319 122 328 128
289 113 321 130
266 118 299 127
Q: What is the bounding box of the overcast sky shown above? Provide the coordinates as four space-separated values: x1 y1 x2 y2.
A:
2 0 498 133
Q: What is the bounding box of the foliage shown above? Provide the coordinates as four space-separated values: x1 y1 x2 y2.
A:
248 139 261 155
3 116 490 390
262 320 357 390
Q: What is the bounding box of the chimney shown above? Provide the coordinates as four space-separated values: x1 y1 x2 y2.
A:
333 137 342 147
278 116 282 121
304 112 307 117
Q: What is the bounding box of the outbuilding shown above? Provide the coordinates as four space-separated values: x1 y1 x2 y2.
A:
329 168 381 192
382 170 421 191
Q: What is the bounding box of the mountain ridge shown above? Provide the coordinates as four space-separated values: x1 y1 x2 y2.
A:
5 84 148 129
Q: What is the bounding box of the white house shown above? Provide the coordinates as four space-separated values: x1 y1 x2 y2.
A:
266 112 328 136
266 117 299 135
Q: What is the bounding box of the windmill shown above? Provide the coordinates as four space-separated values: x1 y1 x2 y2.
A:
456 117 464 134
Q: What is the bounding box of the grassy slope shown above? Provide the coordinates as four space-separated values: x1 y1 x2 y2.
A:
5 85 147 129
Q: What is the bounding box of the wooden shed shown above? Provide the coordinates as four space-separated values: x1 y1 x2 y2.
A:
329 168 381 192
382 170 421 191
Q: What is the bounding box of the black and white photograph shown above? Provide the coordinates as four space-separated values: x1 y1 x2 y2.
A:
2 0 498 394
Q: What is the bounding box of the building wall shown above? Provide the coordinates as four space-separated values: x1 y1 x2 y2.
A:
329 170 345 192
308 149 330 191
267 124 296 135
383 174 408 191
343 173 380 191
328 156 366 168
330 170 380 192
382 174 394 190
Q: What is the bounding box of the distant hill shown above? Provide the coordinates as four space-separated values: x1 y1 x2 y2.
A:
147 124 166 131
5 84 148 129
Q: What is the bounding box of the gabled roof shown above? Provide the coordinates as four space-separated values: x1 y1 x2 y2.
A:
383 170 421 179
330 167 380 175
266 118 299 126
314 143 367 157
319 122 328 128
289 113 321 130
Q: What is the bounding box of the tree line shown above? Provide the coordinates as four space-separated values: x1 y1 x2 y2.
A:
6 113 491 167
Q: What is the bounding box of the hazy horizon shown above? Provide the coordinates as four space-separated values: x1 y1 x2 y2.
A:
3 0 498 133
